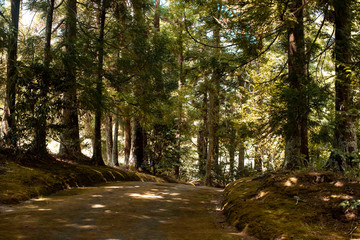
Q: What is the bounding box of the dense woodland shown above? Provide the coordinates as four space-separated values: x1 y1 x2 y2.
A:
0 0 360 186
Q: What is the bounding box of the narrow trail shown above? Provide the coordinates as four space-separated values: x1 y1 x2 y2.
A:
0 182 246 240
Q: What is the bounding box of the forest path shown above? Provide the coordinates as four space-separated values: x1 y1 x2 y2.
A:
0 182 247 240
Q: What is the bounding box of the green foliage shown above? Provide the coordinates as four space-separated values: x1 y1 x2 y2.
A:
339 199 360 210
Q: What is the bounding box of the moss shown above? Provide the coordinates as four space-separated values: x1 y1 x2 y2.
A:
0 155 166 204
223 171 360 240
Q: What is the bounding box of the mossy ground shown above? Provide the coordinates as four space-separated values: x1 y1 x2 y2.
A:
223 171 360 240
0 153 165 204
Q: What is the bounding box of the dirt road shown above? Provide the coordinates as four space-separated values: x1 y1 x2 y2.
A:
0 182 244 240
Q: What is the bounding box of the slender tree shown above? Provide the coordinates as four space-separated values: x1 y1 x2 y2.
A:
1 0 21 148
111 111 119 165
105 114 113 165
59 0 81 156
205 0 222 186
92 0 107 166
325 0 357 170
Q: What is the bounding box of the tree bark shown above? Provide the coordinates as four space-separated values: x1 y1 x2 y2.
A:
283 0 306 170
105 114 113 165
254 147 262 172
237 141 245 176
92 0 106 166
111 112 119 166
124 117 131 166
205 0 222 186
325 0 357 170
228 136 235 180
131 118 144 170
59 0 81 156
1 0 20 148
33 0 55 154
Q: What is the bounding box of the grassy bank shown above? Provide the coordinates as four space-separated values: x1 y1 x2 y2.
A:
0 154 165 204
223 171 360 239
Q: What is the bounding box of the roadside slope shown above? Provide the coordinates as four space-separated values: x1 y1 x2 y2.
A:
223 171 360 239
0 154 164 204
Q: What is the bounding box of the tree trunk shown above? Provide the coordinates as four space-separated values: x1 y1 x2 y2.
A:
254 147 262 172
175 18 184 179
205 1 222 186
325 0 357 170
1 0 20 148
131 118 144 170
237 141 245 176
228 144 235 180
59 0 81 156
283 0 306 170
33 0 55 154
124 117 131 166
105 114 113 165
111 112 119 166
92 0 106 166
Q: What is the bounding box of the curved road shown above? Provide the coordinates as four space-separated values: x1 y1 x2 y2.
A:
0 182 245 240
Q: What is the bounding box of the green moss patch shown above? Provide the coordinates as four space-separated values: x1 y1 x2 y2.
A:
223 171 360 239
0 154 165 204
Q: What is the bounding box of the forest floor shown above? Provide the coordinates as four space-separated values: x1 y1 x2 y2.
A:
223 171 360 240
3 154 360 239
0 181 246 240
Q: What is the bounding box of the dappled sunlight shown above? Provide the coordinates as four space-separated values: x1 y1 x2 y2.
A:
37 208 52 211
330 194 353 200
170 193 180 196
33 197 51 202
104 186 124 189
91 204 106 208
321 196 330 202
133 214 151 219
91 195 103 198
255 191 270 200
65 223 97 229
128 193 163 199
284 177 298 187
334 181 344 187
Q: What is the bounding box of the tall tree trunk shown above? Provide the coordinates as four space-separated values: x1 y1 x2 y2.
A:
237 141 245 176
283 0 306 170
124 117 131 166
205 1 222 186
105 114 113 165
197 92 208 179
33 0 55 154
59 0 81 156
112 112 119 166
325 0 357 170
228 138 235 180
130 0 146 170
1 0 20 148
131 118 144 170
174 13 184 179
92 0 106 166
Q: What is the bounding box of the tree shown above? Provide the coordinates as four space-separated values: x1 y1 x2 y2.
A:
91 0 107 166
324 0 358 170
59 0 81 156
283 0 307 170
205 0 222 186
32 0 55 154
1 0 21 148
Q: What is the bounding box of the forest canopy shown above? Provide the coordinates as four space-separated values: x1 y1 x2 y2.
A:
0 0 360 185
